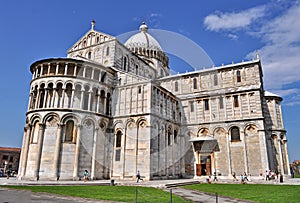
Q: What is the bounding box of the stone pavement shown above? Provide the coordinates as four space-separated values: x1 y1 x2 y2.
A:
1 176 299 202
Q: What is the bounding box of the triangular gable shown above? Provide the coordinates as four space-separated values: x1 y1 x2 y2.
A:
67 29 115 53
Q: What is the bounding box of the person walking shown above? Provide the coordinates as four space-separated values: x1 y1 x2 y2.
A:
83 170 89 182
232 172 238 181
136 170 143 182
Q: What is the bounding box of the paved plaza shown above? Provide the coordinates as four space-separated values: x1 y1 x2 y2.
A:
1 176 299 202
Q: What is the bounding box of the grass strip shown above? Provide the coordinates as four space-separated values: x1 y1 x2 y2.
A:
2 185 190 203
182 183 300 203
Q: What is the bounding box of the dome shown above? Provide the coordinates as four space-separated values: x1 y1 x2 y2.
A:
125 22 163 52
124 22 168 68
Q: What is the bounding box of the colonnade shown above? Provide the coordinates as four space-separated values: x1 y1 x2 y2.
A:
28 82 111 115
129 47 169 67
32 61 107 83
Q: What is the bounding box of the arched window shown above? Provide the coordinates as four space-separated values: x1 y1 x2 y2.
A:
214 74 218 86
174 130 178 144
204 99 209 111
174 81 178 92
115 130 122 161
65 83 73 108
168 128 172 145
237 70 241 82
83 86 89 110
31 86 38 109
116 130 122 147
65 120 75 142
106 93 111 115
231 126 240 141
190 101 194 112
88 52 92 59
38 84 45 108
123 57 127 71
106 47 110 56
136 65 139 74
193 78 197 89
219 97 224 109
233 95 239 107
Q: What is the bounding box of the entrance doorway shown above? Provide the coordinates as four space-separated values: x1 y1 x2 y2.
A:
196 155 211 176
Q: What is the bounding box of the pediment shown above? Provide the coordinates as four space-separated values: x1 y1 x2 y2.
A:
67 29 115 53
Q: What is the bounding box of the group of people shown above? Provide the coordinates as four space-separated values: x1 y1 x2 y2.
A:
264 170 280 182
232 172 252 183
81 170 143 183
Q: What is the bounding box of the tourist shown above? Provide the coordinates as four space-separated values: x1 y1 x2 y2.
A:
240 174 245 184
274 172 278 183
206 176 211 184
232 172 238 181
244 172 248 182
213 172 218 181
136 170 143 182
83 170 89 182
265 170 270 181
248 174 252 182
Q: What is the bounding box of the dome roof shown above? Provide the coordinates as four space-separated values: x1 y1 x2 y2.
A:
125 22 163 52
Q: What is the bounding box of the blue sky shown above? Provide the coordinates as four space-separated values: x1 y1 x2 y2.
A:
0 0 299 162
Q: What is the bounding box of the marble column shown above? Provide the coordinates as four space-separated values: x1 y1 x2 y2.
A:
80 90 84 109
19 124 32 179
96 90 100 113
88 91 92 111
83 66 86 77
64 63 68 75
47 63 51 75
51 89 56 108
35 89 40 109
91 128 98 180
73 124 82 180
91 68 95 80
27 93 33 110
73 64 77 76
226 133 232 175
42 89 48 108
70 88 75 108
35 123 45 180
55 63 59 75
53 123 63 180
242 131 249 173
40 64 44 76
277 140 284 174
60 88 65 108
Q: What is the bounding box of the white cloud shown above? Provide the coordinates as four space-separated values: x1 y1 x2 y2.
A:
227 33 238 40
209 2 300 106
255 3 300 103
204 6 266 31
133 13 162 28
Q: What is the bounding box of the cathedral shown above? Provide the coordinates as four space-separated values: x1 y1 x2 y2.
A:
18 21 290 181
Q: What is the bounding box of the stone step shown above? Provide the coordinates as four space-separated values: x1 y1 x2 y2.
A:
165 180 200 188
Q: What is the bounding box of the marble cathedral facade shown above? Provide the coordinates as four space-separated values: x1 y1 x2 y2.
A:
18 21 290 181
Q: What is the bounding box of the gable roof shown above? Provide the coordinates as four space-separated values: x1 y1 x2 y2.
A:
67 28 115 54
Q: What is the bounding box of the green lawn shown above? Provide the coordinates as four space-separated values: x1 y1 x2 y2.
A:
183 183 300 203
2 185 190 203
